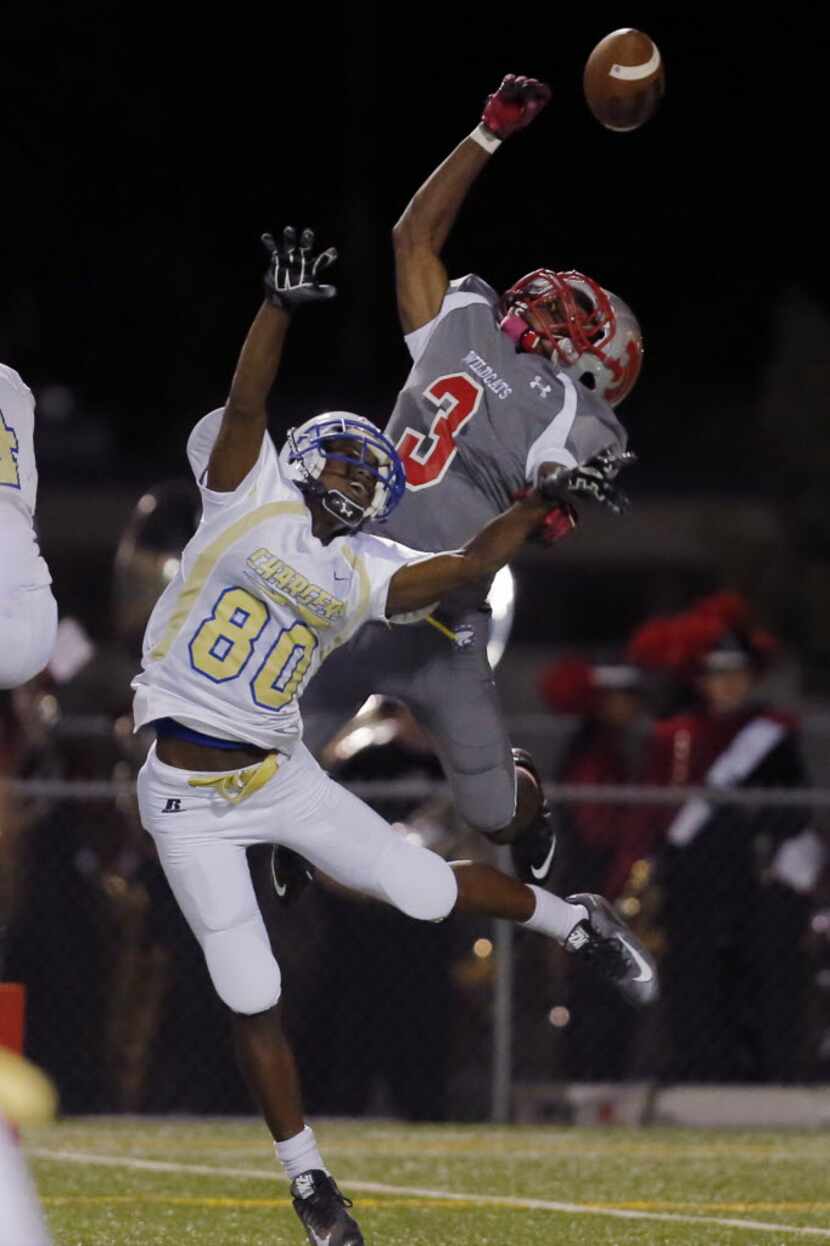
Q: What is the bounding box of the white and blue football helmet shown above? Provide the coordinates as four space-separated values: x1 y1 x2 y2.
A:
280 411 406 528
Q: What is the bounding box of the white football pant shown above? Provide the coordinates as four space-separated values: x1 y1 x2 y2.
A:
137 741 458 1015
0 587 58 690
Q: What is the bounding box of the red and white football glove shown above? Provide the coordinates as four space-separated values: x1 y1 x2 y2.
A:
481 74 552 140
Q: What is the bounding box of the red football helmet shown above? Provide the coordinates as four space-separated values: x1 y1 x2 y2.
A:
498 268 643 406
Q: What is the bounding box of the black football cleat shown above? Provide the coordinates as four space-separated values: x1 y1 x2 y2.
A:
271 846 315 907
509 747 557 884
291 1169 364 1246
564 892 659 1008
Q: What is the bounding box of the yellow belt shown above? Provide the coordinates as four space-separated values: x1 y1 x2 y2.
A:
187 752 280 804
425 613 461 643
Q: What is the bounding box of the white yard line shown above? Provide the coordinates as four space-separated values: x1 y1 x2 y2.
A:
29 1148 830 1239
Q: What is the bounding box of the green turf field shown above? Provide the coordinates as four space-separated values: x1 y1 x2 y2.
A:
25 1117 830 1245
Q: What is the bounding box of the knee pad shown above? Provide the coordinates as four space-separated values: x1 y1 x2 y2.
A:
202 918 282 1015
450 766 517 837
376 840 458 922
481 750 547 844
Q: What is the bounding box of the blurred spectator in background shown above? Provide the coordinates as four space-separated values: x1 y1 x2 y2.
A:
112 481 201 662
630 592 826 1082
538 654 658 1079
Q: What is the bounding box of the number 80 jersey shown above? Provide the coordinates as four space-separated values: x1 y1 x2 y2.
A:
131 410 429 755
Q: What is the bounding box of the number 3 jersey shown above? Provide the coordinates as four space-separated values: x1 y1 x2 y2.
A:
374 274 629 610
131 409 430 754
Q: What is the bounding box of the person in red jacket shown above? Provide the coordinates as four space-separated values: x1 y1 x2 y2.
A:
630 592 819 1082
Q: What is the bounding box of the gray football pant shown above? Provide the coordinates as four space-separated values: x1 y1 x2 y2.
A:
302 610 516 834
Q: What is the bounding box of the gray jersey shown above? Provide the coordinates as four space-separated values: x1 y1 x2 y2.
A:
371 274 627 610
302 275 630 832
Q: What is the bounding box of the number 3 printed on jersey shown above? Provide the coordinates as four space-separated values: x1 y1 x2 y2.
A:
395 373 482 490
0 408 21 488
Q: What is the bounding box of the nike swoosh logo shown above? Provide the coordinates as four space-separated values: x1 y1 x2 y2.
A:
271 853 287 898
530 837 557 881
620 936 654 983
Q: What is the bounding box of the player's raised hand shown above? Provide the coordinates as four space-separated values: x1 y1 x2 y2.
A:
538 448 636 517
481 74 552 140
262 226 338 309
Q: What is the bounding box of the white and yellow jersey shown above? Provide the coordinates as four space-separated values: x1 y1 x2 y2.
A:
132 409 430 754
0 365 51 595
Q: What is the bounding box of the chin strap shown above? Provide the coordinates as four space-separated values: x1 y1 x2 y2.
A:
299 476 366 532
499 311 543 354
321 488 365 529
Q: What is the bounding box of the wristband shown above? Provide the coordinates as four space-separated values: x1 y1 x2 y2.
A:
469 124 502 154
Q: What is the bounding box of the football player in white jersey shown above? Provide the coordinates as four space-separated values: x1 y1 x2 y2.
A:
0 366 57 689
133 228 656 1246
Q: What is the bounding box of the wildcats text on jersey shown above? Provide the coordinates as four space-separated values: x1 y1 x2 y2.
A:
462 350 512 400
246 547 346 625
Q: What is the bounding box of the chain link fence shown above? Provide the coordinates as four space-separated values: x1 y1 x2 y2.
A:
2 725 829 1123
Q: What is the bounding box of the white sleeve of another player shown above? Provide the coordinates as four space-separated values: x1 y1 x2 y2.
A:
186 408 282 514
0 365 35 453
404 289 492 365
0 364 35 413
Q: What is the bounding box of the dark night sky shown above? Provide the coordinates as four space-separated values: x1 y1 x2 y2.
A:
2 7 825 496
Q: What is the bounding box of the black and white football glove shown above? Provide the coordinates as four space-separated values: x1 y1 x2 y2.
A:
262 226 337 309
538 448 637 517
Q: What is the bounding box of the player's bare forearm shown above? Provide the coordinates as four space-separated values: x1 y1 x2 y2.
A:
395 136 490 256
392 76 550 334
207 300 290 492
386 494 547 615
392 138 490 333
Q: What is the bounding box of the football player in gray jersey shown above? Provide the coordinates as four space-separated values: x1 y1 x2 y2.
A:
276 73 640 892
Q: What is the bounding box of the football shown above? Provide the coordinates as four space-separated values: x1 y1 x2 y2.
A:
583 28 664 132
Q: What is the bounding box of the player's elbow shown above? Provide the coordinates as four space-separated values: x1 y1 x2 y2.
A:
393 208 433 253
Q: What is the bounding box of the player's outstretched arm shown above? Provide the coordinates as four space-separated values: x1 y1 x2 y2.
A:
207 227 337 492
386 490 549 615
392 74 551 334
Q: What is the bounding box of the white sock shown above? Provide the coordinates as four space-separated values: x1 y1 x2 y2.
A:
275 1125 327 1181
0 1118 52 1246
522 885 588 945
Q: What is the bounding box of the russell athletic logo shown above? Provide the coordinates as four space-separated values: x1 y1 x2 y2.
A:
162 798 183 813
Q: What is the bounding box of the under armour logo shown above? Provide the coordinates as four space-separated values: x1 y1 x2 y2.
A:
530 376 552 398
162 798 182 813
453 624 474 650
